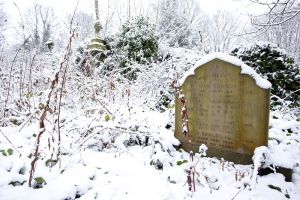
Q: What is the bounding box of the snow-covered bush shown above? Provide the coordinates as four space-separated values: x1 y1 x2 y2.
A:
97 16 159 80
231 42 300 108
115 16 159 65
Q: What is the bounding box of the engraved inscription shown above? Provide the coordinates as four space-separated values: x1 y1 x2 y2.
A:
193 64 241 149
175 58 270 164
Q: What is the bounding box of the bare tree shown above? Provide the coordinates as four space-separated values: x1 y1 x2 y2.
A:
39 6 55 49
20 2 56 50
249 1 300 61
23 3 40 47
66 12 94 41
103 0 117 36
156 0 206 49
258 14 300 61
0 0 7 46
206 10 242 53
250 0 300 26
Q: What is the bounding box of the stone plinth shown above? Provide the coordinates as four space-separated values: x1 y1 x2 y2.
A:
87 37 106 52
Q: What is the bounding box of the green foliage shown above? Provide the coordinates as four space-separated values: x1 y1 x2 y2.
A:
7 148 13 156
104 113 110 121
33 177 47 189
116 16 159 64
102 16 159 80
0 150 7 156
45 159 58 168
267 184 290 198
34 177 46 184
18 167 26 175
8 180 26 186
9 118 22 126
0 149 13 156
268 184 281 192
25 92 33 98
150 160 154 165
38 103 45 110
231 42 300 108
156 91 173 112
176 160 188 166
99 17 159 80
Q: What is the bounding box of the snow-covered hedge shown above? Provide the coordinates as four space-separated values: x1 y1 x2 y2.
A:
98 16 159 80
116 16 159 65
231 42 300 108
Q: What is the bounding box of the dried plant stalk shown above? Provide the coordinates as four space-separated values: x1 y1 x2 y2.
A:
28 72 59 187
28 30 76 187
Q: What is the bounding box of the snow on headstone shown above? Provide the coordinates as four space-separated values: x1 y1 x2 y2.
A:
175 52 271 164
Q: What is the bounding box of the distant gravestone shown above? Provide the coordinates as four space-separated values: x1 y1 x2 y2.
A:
175 53 271 164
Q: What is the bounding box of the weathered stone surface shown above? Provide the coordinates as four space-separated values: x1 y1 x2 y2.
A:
87 37 106 52
175 56 271 164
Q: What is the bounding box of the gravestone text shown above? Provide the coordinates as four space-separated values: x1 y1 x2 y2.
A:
175 55 270 164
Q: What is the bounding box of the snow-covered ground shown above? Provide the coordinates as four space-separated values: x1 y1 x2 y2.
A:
0 44 299 199
0 103 299 200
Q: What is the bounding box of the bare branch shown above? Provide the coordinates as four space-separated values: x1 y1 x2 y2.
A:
250 0 300 26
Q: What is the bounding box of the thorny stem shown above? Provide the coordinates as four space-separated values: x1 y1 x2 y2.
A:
56 29 77 165
28 72 59 187
126 87 131 120
3 37 31 118
28 29 76 187
3 47 22 117
28 53 36 112
192 168 196 192
172 79 196 192
171 80 192 150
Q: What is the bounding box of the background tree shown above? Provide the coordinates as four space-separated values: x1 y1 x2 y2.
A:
156 0 206 49
20 2 56 50
257 13 300 62
67 11 94 42
231 41 300 108
249 0 300 62
250 0 300 26
0 0 7 47
206 10 242 53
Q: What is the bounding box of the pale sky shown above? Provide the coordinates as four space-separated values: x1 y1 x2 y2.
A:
2 0 260 44
4 0 254 18
199 0 247 13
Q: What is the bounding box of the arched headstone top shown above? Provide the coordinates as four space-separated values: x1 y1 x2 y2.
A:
180 52 271 89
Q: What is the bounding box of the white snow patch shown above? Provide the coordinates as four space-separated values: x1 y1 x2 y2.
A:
179 52 272 89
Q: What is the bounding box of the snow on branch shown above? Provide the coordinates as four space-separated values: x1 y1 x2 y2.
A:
250 0 300 26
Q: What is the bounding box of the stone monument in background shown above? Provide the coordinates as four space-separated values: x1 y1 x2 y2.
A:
87 0 106 52
175 53 271 164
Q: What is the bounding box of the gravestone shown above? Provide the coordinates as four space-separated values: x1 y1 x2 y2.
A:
175 53 271 164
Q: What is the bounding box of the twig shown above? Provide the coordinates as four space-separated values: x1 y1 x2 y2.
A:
3 46 22 117
69 0 80 34
231 186 247 200
0 129 22 157
56 29 77 164
18 109 39 132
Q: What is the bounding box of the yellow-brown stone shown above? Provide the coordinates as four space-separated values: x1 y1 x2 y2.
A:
175 56 270 164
